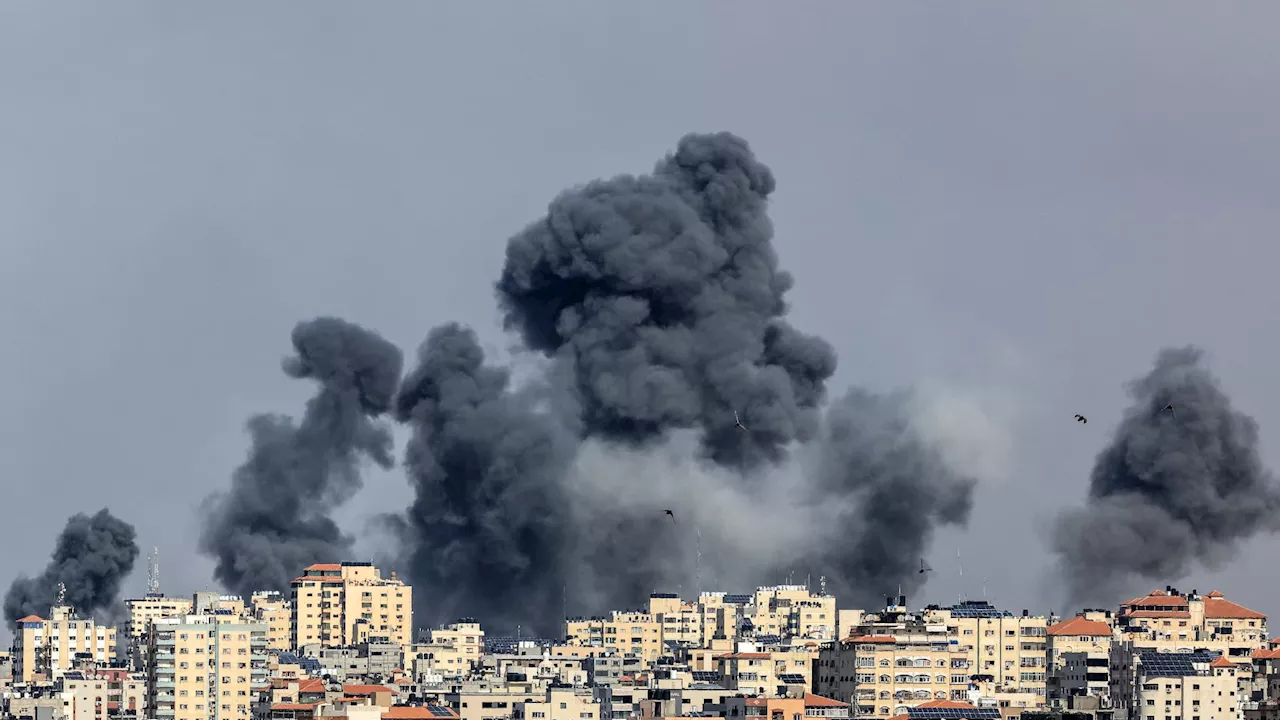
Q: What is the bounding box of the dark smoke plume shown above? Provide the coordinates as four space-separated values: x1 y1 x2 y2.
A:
814 389 977 607
4 508 139 623
497 131 838 471
199 317 403 598
392 132 981 633
393 323 575 634
1052 346 1280 605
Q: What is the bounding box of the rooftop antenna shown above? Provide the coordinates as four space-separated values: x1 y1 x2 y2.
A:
982 576 988 601
147 547 160 595
819 576 827 597
957 547 965 603
695 527 702 594
56 582 66 607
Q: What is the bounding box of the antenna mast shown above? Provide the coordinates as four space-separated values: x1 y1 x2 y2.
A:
695 528 702 594
147 547 160 594
957 547 965 603
56 582 66 606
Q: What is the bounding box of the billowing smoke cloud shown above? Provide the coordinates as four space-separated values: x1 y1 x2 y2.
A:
393 131 980 634
1052 346 1280 605
497 131 838 471
199 317 403 598
4 508 139 623
393 323 575 632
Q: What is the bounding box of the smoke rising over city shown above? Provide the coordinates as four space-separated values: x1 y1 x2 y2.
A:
1051 346 1280 606
3 508 139 624
197 317 404 599
390 132 979 633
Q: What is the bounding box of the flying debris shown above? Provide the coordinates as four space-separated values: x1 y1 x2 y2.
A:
919 558 933 575
1163 403 1176 419
1075 414 1087 424
733 411 748 432
664 509 677 524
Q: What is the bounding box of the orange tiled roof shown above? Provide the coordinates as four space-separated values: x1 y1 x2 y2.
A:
297 678 326 692
1210 656 1238 669
15 615 43 624
292 576 344 584
1125 610 1190 619
304 563 342 571
1204 597 1265 620
1206 590 1225 598
804 694 849 708
344 684 395 695
1122 592 1189 607
385 708 458 719
1046 617 1112 637
1252 648 1280 660
849 635 895 643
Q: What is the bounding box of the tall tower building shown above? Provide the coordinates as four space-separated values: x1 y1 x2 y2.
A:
146 612 268 720
290 561 413 649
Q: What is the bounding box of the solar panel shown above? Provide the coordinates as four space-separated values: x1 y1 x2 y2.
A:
778 674 807 684
907 708 1001 720
691 671 720 681
724 595 752 604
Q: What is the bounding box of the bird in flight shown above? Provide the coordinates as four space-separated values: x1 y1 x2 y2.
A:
664 509 677 524
1163 403 1176 419
919 558 933 575
733 410 747 432
1074 414 1087 424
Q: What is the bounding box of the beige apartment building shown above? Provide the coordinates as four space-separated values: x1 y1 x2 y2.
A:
290 562 413 648
1045 614 1115 702
146 613 269 720
649 593 703 647
409 620 486 679
565 610 664 665
750 585 838 641
923 601 1049 699
63 667 148 719
12 603 117 682
1116 589 1267 660
514 686 600 720
1111 650 1239 720
250 591 293 651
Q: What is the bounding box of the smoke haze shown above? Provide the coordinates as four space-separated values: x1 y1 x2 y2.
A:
1052 346 1280 606
391 131 980 634
4 508 139 623
198 317 403 598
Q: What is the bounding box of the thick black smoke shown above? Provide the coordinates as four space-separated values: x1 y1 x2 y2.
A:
199 317 403 598
1052 346 1280 605
393 323 575 634
814 389 977 607
4 508 139 623
393 131 977 633
497 131 838 471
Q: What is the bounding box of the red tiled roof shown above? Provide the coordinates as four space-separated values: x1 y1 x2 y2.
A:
804 694 848 708
1046 617 1112 637
1122 592 1189 608
849 635 895 643
271 703 318 710
297 678 326 692
1210 656 1238 669
344 684 394 695
304 563 342 571
1204 597 1266 620
15 615 43 624
1125 610 1190 619
384 708 459 719
1206 590 1225 598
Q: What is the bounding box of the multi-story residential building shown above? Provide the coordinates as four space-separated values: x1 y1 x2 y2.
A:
290 562 413 648
63 667 148 718
513 686 601 720
12 602 117 682
923 601 1049 699
1045 613 1115 703
125 593 195 670
565 610 664 665
1116 588 1266 660
649 593 703 647
1110 650 1238 720
249 591 292 651
815 596 970 717
750 585 838 641
146 613 269 720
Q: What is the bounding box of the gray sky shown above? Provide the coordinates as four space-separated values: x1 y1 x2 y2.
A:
3 1 1279 636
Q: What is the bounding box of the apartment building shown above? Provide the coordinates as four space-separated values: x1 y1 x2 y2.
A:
1111 650 1238 720
513 686 600 720
146 613 269 720
290 562 413 648
125 593 195 670
249 591 293 651
750 585 838 641
62 668 147 719
565 610 664 665
923 601 1049 698
1116 588 1267 660
815 596 969 717
1045 614 1115 703
12 603 117 682
649 593 703 647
